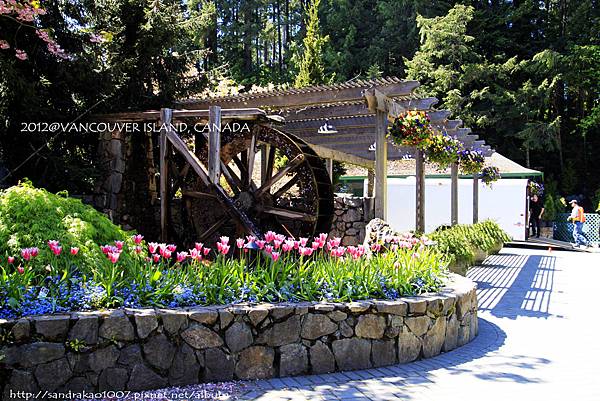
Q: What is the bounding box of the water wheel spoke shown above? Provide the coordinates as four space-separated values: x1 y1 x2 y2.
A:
182 190 218 200
221 163 244 195
255 154 305 198
247 131 257 188
261 206 317 222
198 215 230 242
262 145 276 185
272 173 300 199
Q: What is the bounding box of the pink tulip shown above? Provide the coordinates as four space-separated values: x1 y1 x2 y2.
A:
264 245 273 254
21 248 32 261
203 247 211 256
219 245 230 255
246 235 256 244
194 242 203 251
167 244 177 252
148 242 159 254
318 233 328 243
219 236 229 245
101 245 110 254
311 241 320 250
176 252 188 262
17 266 25 274
132 234 144 244
114 240 124 250
273 239 282 249
236 238 245 249
134 246 142 254
162 250 172 259
282 243 293 252
30 247 39 257
371 243 381 252
255 240 266 249
107 252 120 264
299 247 314 257
152 254 160 263
70 247 79 255
264 231 276 243
8 256 15 264
271 252 280 262
299 237 308 247
48 240 59 249
52 246 62 256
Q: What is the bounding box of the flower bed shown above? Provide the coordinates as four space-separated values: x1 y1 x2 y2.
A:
1 231 449 319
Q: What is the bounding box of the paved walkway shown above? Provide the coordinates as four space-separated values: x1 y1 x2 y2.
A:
239 248 600 401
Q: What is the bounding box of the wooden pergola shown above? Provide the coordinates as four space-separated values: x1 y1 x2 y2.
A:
178 77 494 232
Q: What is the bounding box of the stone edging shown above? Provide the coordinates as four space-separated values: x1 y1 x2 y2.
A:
0 274 477 396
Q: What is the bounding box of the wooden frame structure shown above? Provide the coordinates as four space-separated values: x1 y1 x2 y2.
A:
179 77 493 232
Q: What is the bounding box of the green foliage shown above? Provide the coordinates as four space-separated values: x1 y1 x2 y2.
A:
543 196 556 222
0 182 130 269
429 221 510 266
295 0 328 87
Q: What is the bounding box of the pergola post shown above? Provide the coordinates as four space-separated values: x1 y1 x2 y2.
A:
451 162 459 225
473 175 479 223
367 169 375 197
208 105 222 185
325 158 333 182
159 108 173 242
374 110 388 219
415 149 425 233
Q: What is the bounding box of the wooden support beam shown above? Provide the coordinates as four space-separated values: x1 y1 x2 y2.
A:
159 108 172 242
473 175 479 223
208 106 221 185
325 158 333 181
374 110 388 220
451 163 459 226
305 143 374 168
415 149 426 233
367 169 375 197
180 79 421 110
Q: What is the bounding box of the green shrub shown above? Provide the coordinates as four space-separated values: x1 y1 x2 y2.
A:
428 220 510 266
0 181 131 269
543 196 556 221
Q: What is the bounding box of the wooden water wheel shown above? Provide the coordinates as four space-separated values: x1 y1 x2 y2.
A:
163 119 334 245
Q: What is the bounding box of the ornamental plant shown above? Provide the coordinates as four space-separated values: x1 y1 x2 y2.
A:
0 230 449 319
528 181 544 196
388 110 434 149
458 149 485 175
425 134 462 170
480 166 501 187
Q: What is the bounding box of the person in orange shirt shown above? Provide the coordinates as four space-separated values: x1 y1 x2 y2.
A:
568 199 589 248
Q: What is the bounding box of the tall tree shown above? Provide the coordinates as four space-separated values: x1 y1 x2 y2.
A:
294 0 327 87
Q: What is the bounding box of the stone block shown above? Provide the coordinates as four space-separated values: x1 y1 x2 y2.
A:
134 312 158 339
422 317 447 358
69 315 99 345
169 344 200 386
235 346 274 379
403 298 427 315
247 308 269 327
159 309 188 335
3 370 39 400
99 313 135 341
398 331 422 363
34 357 72 390
301 314 337 340
127 363 168 391
279 343 308 376
347 301 371 313
189 307 219 326
372 339 396 367
204 348 235 381
98 367 129 391
11 319 30 342
34 315 70 341
373 300 407 316
405 316 431 337
219 310 234 329
117 344 143 367
181 324 223 350
271 304 295 320
309 341 335 374
332 338 371 370
443 314 459 352
144 334 176 370
89 345 120 372
327 310 347 322
15 342 65 367
354 315 386 339
225 322 253 353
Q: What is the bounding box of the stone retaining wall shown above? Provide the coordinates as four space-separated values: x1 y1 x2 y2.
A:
330 196 374 246
0 275 477 397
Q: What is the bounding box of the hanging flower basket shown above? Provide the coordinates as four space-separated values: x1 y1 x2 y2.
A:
388 110 434 149
458 149 485 175
528 181 544 196
425 134 462 170
480 166 501 187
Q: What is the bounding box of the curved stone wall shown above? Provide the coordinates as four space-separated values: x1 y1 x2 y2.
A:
0 274 477 396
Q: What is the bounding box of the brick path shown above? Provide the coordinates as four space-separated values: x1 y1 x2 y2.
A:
239 248 600 401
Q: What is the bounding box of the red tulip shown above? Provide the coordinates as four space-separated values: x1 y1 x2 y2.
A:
17 266 25 274
51 246 62 256
114 240 124 250
8 256 15 264
70 247 79 255
132 234 144 244
152 254 160 263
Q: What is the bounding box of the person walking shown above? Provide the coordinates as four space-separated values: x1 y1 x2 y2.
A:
529 194 544 238
568 199 589 248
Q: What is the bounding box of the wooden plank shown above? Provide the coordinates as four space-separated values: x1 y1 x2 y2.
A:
415 149 426 233
159 108 172 242
280 98 439 122
208 106 221 185
451 163 459 225
304 143 374 168
165 131 210 186
473 176 479 223
95 108 267 122
179 80 421 111
374 110 388 220
325 158 333 181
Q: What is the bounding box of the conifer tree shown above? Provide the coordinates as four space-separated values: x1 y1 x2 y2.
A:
294 0 327 87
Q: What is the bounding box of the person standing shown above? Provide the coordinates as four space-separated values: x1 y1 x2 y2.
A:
529 194 544 238
568 199 589 248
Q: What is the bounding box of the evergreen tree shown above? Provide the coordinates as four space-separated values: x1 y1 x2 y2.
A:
295 0 328 87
